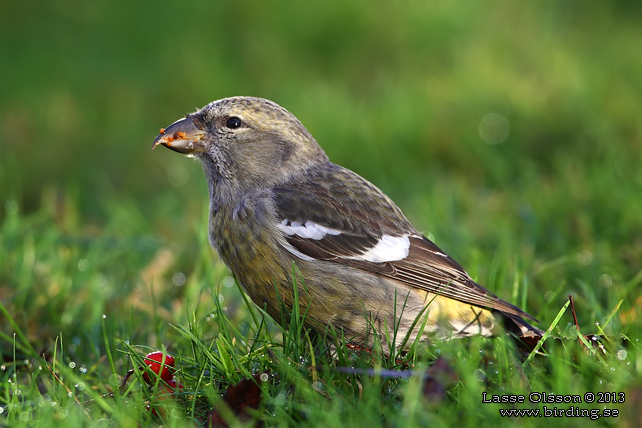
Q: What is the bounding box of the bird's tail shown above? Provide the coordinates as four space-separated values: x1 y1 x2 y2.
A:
501 312 545 339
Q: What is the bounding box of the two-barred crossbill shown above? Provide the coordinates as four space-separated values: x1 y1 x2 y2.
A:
153 97 541 351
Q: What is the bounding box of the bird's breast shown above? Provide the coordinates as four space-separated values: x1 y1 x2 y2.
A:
208 200 296 318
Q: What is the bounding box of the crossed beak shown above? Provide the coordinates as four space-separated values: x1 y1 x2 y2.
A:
152 116 207 154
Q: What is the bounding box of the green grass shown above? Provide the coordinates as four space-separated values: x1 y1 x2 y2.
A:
2 0 642 426
0 237 638 427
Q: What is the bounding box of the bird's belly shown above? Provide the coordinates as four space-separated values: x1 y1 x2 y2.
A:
290 263 498 351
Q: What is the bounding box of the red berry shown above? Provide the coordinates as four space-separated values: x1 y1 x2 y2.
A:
142 351 175 384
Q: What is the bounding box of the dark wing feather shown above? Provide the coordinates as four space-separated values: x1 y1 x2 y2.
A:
273 164 411 258
273 163 538 322
345 237 537 321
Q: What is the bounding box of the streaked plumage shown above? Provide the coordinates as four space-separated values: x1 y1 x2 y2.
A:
153 97 542 351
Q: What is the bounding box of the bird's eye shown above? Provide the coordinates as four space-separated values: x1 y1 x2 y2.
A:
226 117 242 129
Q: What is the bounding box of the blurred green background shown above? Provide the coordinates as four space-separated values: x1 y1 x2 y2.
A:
1 1 641 352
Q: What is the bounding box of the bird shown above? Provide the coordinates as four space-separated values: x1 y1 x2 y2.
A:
153 96 542 352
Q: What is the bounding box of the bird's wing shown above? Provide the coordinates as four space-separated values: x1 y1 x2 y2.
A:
272 164 538 322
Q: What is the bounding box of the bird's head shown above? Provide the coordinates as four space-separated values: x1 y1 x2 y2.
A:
153 97 328 190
